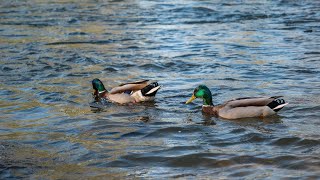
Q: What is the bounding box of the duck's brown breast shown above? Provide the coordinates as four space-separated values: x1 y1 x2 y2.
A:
202 106 219 116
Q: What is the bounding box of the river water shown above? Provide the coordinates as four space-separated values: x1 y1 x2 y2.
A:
1 0 320 179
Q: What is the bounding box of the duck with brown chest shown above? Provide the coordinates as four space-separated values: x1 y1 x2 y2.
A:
92 78 160 104
186 85 288 119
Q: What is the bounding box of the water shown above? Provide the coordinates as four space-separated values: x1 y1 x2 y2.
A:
1 0 320 179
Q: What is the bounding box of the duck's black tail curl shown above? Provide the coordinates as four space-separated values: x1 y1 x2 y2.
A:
267 98 288 112
141 82 160 97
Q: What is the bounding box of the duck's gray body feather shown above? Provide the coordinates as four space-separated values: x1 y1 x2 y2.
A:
202 96 288 119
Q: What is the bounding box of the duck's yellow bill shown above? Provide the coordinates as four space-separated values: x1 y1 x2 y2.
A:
186 94 196 104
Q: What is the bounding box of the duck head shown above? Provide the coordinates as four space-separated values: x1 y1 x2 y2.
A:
92 78 107 100
186 85 213 106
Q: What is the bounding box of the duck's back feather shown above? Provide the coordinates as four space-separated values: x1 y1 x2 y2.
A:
109 80 149 94
119 80 149 86
224 96 281 108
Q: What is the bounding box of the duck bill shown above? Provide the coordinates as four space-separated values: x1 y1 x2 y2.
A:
186 94 196 104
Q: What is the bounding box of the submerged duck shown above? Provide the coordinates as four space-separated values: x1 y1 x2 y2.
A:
186 85 288 119
92 78 160 104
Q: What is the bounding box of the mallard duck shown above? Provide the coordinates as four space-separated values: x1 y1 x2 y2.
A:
186 85 288 119
92 78 160 104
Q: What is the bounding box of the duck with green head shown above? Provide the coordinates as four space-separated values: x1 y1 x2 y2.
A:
92 78 160 104
186 85 288 119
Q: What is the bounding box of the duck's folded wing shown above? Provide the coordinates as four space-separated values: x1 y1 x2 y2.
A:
225 96 282 108
109 80 149 94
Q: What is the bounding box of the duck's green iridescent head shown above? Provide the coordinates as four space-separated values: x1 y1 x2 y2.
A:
186 85 213 105
92 78 107 93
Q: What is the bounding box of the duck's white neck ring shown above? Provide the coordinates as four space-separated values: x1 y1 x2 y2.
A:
98 90 107 94
202 105 213 107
